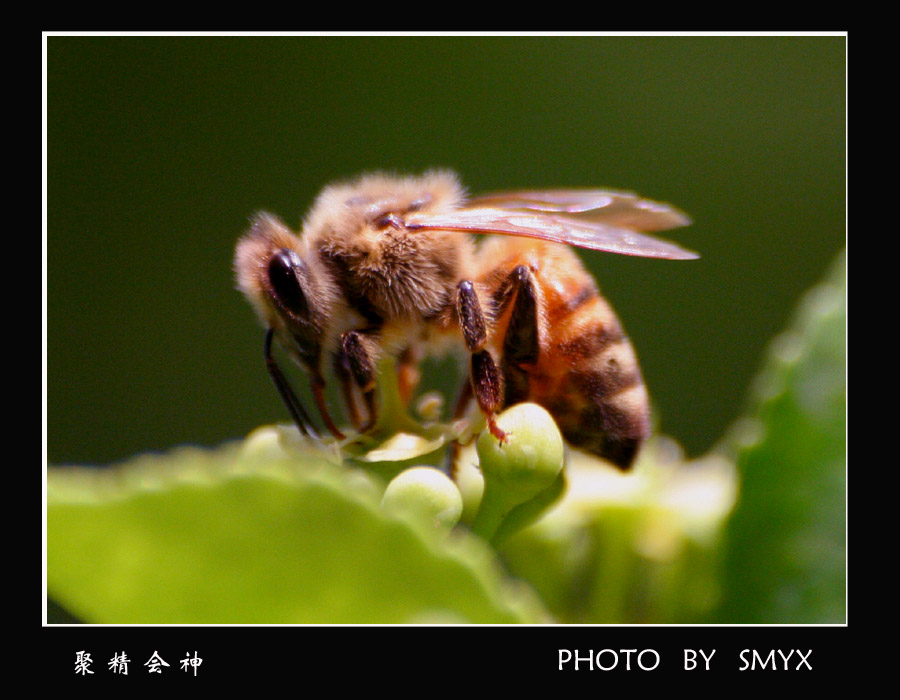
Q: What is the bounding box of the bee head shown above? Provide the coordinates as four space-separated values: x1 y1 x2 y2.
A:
235 213 336 372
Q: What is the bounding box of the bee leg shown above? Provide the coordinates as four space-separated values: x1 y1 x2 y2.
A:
264 328 321 440
456 280 507 443
500 265 541 367
338 329 380 433
457 281 488 351
495 265 541 405
471 350 506 441
310 374 346 441
333 352 364 431
396 346 421 406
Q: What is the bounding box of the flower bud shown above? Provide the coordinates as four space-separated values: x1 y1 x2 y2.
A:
471 403 565 541
381 466 463 532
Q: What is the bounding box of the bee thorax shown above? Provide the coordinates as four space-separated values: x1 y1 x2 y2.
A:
316 229 469 320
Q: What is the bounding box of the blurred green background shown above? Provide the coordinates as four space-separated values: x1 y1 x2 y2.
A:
46 35 845 467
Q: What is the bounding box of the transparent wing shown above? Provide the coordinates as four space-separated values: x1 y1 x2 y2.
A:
466 189 692 232
405 206 699 260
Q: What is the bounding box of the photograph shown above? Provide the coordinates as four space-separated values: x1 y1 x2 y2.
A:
45 34 846 641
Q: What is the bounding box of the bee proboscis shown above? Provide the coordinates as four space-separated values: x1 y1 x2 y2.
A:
235 171 697 469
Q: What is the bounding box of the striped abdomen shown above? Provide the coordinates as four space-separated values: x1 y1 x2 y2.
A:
480 238 650 469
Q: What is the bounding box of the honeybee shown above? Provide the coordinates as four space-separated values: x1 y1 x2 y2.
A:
235 170 696 470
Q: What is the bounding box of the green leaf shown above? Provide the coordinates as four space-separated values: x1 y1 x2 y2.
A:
47 433 549 624
715 250 846 623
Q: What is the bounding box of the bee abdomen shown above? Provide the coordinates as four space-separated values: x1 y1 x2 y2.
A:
551 372 650 469
570 340 644 399
543 292 651 469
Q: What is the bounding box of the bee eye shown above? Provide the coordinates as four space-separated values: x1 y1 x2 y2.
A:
268 249 310 318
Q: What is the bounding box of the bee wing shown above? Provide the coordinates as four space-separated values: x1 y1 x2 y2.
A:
467 189 692 232
405 207 699 260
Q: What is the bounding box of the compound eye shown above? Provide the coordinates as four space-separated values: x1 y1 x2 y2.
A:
268 249 310 318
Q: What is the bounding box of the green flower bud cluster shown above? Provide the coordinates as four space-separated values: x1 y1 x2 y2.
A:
379 403 566 543
470 403 566 543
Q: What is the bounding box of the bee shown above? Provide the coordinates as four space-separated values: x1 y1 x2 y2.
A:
235 170 696 470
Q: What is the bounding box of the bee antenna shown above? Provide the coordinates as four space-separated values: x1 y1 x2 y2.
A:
263 328 321 440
